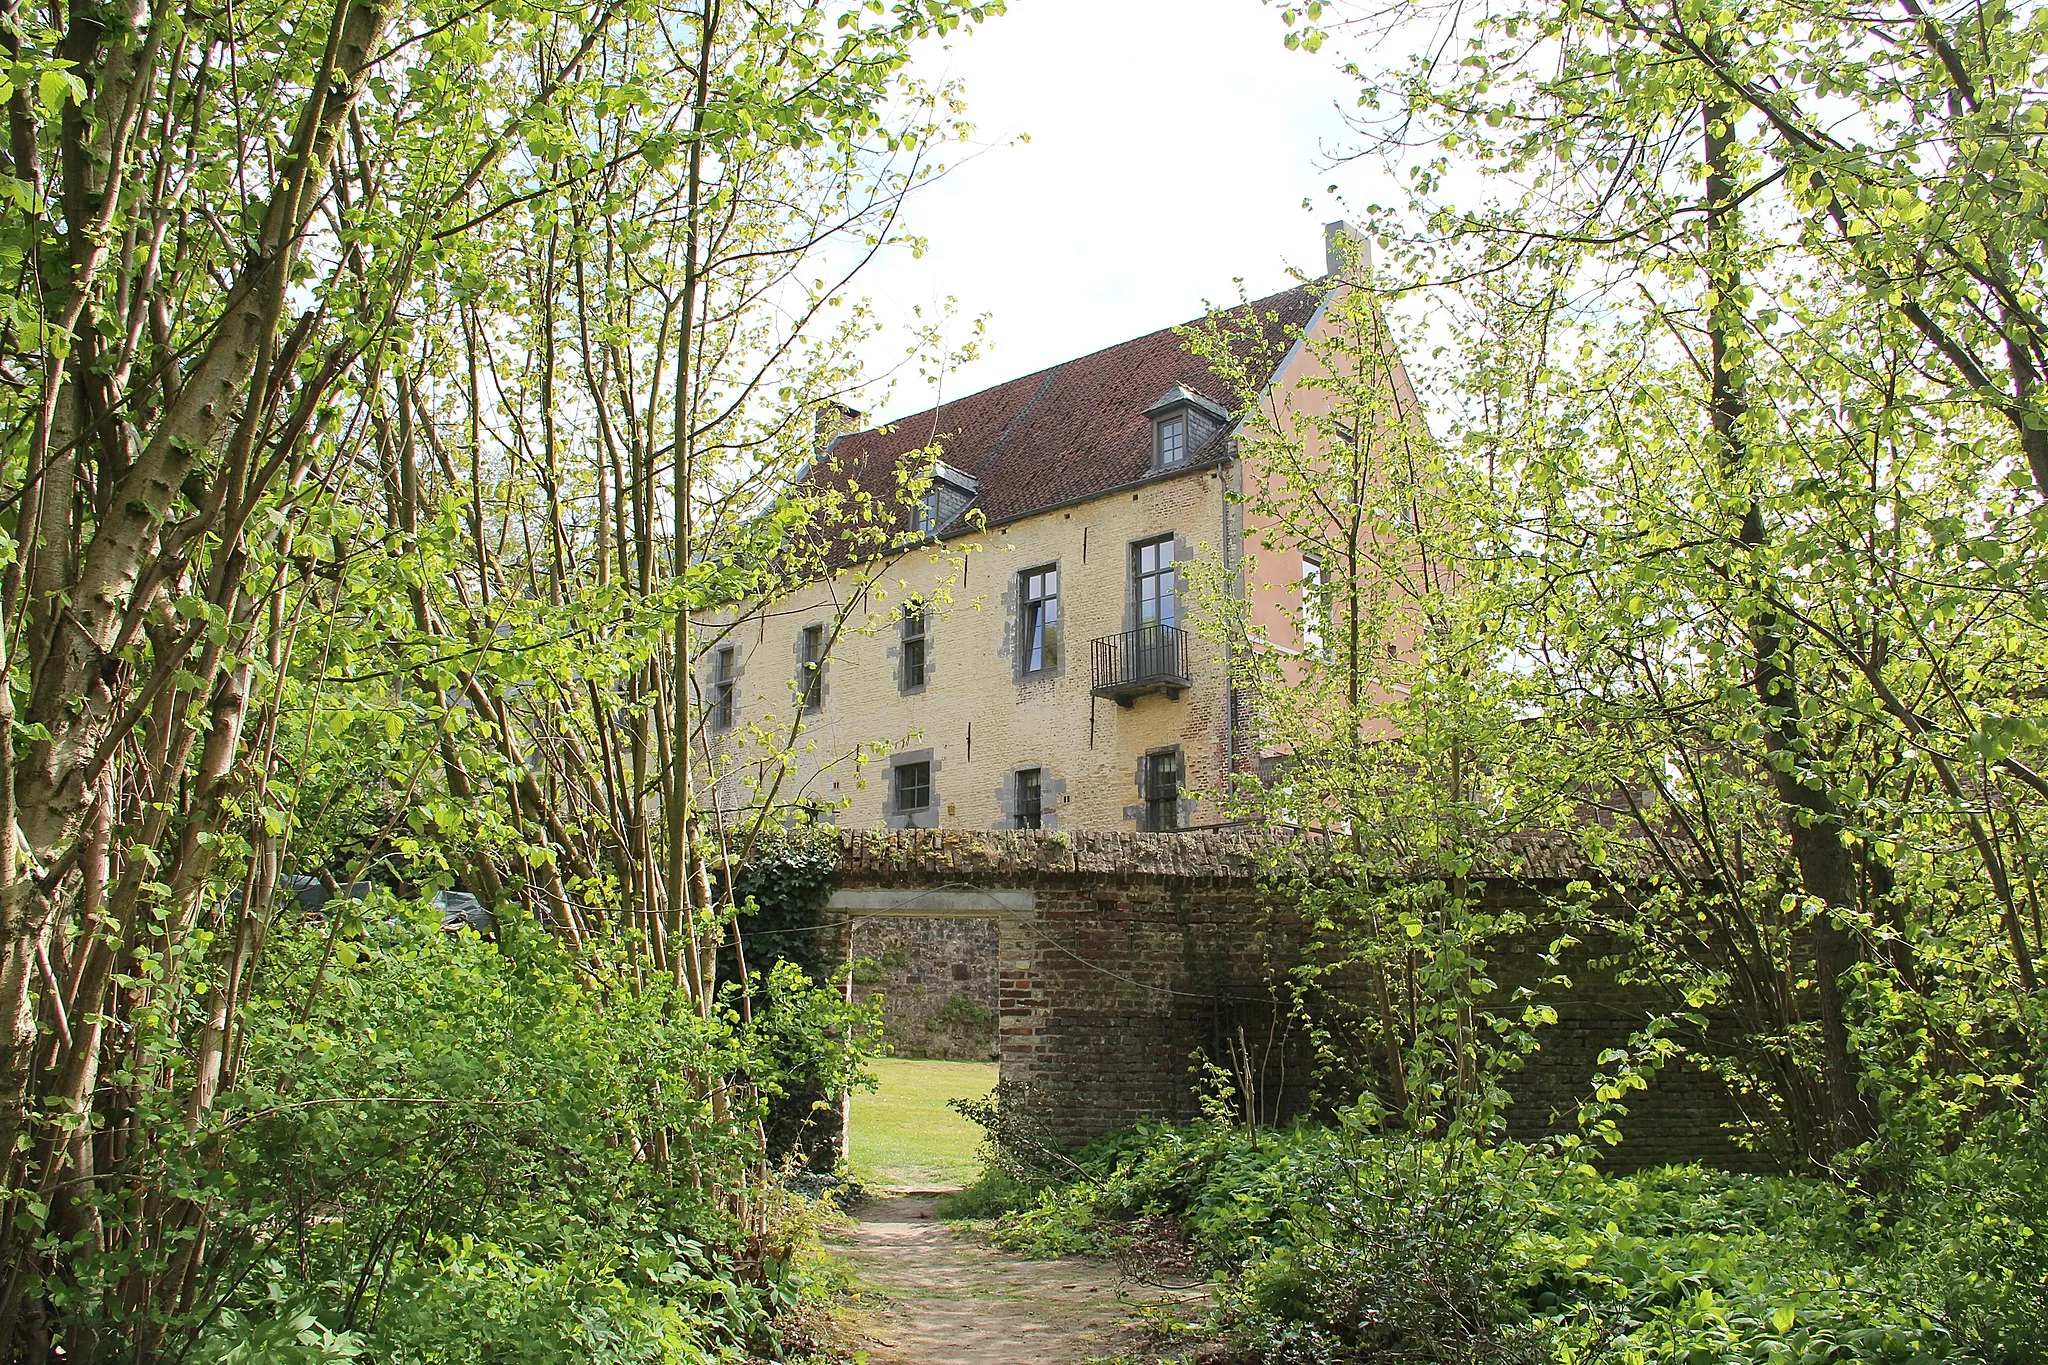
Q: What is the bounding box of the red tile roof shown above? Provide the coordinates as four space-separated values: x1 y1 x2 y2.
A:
818 283 1321 529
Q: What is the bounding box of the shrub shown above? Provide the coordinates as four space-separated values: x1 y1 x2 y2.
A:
933 1167 1039 1220
1898 1108 2048 1363
56 903 863 1362
980 1112 2040 1365
1229 1141 1548 1365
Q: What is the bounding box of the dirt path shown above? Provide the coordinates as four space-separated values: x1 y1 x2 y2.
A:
834 1194 1204 1365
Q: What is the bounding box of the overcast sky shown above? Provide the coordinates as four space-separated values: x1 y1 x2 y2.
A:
847 0 1404 423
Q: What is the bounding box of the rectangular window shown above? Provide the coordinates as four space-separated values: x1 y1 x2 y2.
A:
1156 415 1187 468
710 645 737 730
900 601 927 690
894 760 932 813
1141 751 1181 833
1299 555 1323 653
798 624 824 713
1015 768 1043 830
917 488 940 535
1133 536 1179 629
1020 566 1059 672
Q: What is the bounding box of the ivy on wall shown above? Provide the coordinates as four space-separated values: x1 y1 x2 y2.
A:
727 825 841 986
724 826 855 1169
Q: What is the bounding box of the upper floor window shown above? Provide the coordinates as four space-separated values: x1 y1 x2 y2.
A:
1133 536 1179 630
1021 566 1059 672
894 759 932 814
710 645 737 730
1155 415 1187 468
1015 768 1043 830
1141 750 1181 833
797 624 824 713
1299 555 1324 654
901 600 928 690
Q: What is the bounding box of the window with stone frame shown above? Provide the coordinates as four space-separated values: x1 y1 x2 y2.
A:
709 645 737 730
1015 767 1043 830
1133 535 1179 630
797 624 824 712
900 600 927 690
1299 554 1324 654
1020 565 1059 672
893 759 932 813
1140 750 1181 832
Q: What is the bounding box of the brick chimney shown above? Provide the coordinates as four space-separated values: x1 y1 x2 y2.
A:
1324 220 1370 277
812 400 865 453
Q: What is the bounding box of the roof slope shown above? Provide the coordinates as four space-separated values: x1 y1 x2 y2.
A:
821 283 1320 528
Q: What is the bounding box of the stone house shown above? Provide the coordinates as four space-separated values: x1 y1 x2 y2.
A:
704 224 1398 833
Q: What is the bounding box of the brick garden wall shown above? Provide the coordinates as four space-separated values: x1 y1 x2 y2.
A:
830 829 1759 1169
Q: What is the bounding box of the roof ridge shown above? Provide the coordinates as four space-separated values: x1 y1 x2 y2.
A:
811 279 1321 540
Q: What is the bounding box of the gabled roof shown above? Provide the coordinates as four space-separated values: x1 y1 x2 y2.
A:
1145 383 1232 422
819 283 1320 529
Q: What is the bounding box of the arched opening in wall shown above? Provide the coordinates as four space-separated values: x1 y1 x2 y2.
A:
827 887 1026 1190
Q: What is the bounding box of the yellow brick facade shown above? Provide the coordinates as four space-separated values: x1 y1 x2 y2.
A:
702 278 1369 833
705 463 1239 831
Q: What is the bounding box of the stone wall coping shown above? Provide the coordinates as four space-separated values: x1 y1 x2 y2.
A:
830 828 1620 884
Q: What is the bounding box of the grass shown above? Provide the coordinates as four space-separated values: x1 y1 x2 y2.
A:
848 1058 996 1191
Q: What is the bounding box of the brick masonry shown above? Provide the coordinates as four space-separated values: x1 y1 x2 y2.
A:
829 829 1760 1169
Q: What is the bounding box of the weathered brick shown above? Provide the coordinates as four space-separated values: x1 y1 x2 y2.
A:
825 831 1756 1169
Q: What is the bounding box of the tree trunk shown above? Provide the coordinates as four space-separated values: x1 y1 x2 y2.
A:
1703 96 1870 1160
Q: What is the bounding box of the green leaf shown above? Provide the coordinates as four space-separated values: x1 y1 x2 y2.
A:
37 67 85 112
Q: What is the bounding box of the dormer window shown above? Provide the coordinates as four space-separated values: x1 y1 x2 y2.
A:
1156 415 1187 468
1144 384 1231 473
913 459 980 538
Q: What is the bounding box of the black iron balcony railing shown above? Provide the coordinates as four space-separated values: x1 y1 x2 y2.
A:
1090 624 1191 706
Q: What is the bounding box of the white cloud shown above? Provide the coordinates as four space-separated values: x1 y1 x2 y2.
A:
848 0 1400 422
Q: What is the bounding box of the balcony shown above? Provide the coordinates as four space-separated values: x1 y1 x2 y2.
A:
1090 625 1191 707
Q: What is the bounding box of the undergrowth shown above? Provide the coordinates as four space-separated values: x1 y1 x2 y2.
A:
952 1105 2048 1364
115 906 871 1364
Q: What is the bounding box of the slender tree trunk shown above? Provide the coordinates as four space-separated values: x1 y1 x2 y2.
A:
1703 95 1870 1160
666 0 721 1016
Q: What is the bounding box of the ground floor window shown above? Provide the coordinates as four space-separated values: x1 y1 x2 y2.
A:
1140 751 1180 832
1015 768 1043 829
894 760 932 814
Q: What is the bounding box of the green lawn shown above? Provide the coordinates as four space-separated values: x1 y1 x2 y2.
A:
848 1058 997 1191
